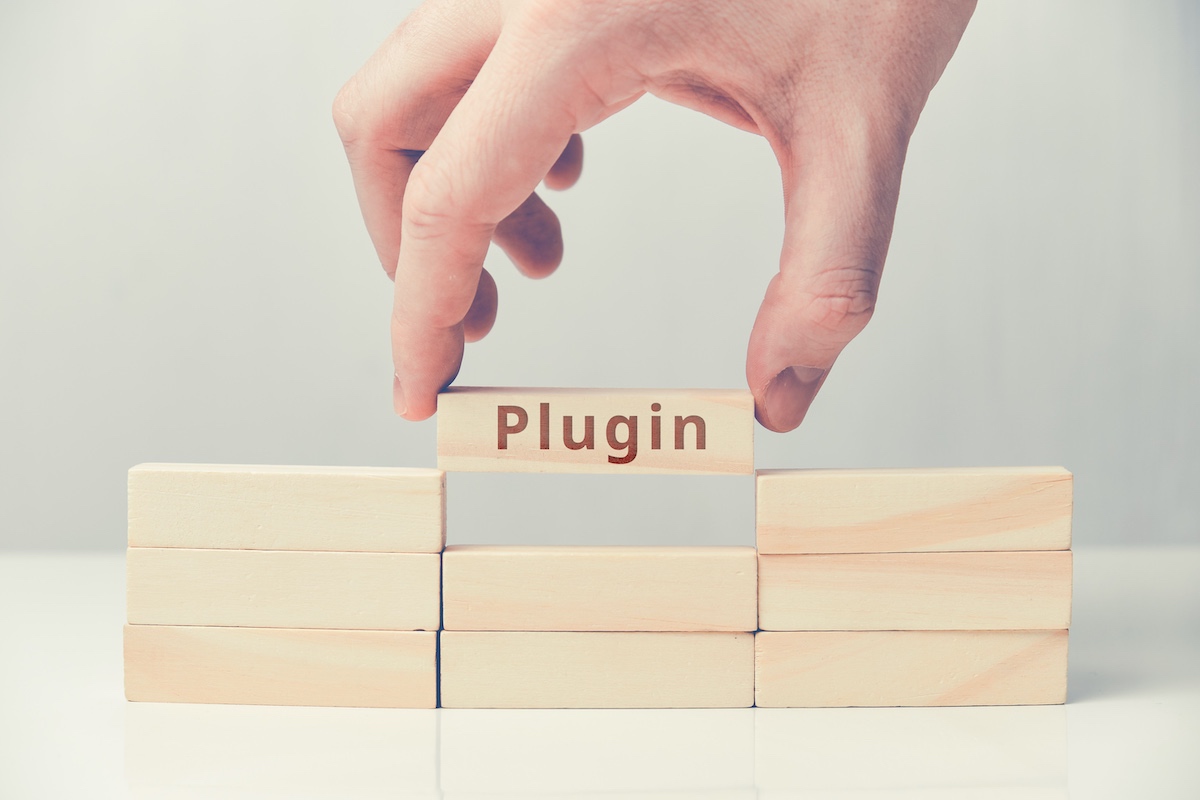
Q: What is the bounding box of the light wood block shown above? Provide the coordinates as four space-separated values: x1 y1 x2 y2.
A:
128 463 445 552
127 548 440 630
440 631 754 708
124 625 437 707
442 545 756 631
755 630 1068 707
756 467 1073 554
436 387 753 475
758 551 1072 631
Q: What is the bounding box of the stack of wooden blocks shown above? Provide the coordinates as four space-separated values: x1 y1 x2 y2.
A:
124 464 445 708
124 387 1072 708
754 467 1073 707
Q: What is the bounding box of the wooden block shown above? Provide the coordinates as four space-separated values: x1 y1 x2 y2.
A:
756 467 1073 554
128 463 444 552
442 545 756 631
439 631 754 708
127 548 440 630
436 387 753 475
124 625 437 707
754 630 1068 707
758 551 1072 631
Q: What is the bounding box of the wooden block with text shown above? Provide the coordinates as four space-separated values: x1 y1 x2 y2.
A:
758 551 1072 631
127 548 440 630
437 388 753 474
124 625 437 707
756 467 1072 554
442 545 756 631
128 463 445 552
755 630 1068 707
440 631 754 708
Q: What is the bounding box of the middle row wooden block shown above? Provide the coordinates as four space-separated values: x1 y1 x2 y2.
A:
442 545 757 631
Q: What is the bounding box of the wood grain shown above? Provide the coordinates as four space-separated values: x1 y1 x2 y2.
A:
128 463 445 552
755 630 1068 707
436 387 753 475
756 467 1073 554
127 548 440 630
124 625 437 707
440 631 754 708
758 551 1072 631
442 545 757 631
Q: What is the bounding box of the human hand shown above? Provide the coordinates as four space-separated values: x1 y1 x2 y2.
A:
334 0 975 431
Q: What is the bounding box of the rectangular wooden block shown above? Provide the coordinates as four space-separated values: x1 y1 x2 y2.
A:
442 545 757 631
440 631 754 708
755 630 1068 707
756 467 1073 554
127 548 440 630
758 551 1072 631
128 463 445 552
124 625 437 707
436 387 753 475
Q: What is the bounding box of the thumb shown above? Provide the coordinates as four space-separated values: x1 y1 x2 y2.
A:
748 119 909 432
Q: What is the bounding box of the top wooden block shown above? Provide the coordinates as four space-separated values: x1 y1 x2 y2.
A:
756 467 1072 554
128 463 445 552
437 388 754 475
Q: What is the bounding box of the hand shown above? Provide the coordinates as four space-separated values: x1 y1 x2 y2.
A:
334 0 975 431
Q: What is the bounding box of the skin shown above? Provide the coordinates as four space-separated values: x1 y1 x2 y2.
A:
334 0 977 431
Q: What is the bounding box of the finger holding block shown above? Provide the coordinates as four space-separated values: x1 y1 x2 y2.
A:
436 388 754 474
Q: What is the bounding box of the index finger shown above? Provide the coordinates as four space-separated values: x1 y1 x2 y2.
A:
390 31 591 419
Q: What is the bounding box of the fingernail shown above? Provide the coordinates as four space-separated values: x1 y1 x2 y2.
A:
761 365 826 431
393 373 407 417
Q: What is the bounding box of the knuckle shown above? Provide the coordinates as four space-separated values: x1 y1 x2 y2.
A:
331 81 364 144
402 160 460 235
796 262 880 339
520 0 631 37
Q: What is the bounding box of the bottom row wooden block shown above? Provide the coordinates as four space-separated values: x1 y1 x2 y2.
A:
440 631 754 708
125 626 1067 708
123 625 437 708
755 630 1068 707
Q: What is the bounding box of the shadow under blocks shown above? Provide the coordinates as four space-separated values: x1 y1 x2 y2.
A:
123 386 1072 708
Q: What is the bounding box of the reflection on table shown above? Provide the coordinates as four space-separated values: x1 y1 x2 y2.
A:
124 703 1067 799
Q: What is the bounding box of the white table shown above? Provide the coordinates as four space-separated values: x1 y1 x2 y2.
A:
2 548 1197 798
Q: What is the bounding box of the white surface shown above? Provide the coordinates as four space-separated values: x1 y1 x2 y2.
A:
1 548 1197 798
2 0 1198 550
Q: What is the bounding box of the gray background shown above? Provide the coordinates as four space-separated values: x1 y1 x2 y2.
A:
1 0 1196 550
